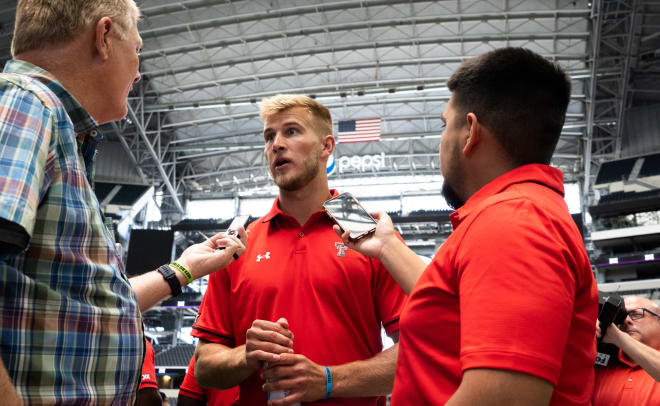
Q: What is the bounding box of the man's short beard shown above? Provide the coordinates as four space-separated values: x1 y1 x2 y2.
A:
441 180 465 210
275 172 315 191
271 153 321 191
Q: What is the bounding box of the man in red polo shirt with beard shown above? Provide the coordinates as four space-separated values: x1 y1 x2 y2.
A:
337 47 599 405
192 94 406 406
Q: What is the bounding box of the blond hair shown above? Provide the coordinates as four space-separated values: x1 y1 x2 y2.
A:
12 0 140 56
259 94 333 138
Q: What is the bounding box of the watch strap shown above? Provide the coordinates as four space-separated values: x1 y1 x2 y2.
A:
157 264 182 297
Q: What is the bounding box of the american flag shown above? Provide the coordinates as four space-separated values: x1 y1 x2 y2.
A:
337 118 381 143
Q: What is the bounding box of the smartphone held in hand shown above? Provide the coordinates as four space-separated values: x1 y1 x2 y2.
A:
215 215 249 257
323 192 376 240
226 214 249 237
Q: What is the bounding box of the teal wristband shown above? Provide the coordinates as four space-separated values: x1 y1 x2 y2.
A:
324 366 332 399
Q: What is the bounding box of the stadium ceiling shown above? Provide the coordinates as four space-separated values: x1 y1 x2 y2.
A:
0 0 658 219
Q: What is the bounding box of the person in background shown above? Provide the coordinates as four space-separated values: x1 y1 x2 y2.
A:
136 338 162 406
192 94 407 405
0 1 246 403
594 295 660 405
337 47 599 405
160 391 170 406
178 355 239 406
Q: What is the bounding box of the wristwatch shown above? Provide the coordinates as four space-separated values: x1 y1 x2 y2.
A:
157 264 182 297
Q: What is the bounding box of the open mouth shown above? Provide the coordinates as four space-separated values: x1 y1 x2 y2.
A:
274 158 290 169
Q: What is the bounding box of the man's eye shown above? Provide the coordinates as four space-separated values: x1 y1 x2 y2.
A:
287 128 297 135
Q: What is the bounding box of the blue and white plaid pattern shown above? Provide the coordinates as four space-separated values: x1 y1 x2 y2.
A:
0 60 143 405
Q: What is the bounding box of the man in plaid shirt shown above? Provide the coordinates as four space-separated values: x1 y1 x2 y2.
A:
0 1 247 404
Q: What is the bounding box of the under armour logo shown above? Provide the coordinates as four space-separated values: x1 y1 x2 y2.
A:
335 242 348 257
256 252 271 262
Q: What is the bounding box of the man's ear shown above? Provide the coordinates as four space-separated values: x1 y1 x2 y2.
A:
321 134 335 158
462 112 481 156
94 17 114 61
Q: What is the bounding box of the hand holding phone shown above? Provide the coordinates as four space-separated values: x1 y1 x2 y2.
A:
323 193 376 240
226 215 249 238
217 215 249 259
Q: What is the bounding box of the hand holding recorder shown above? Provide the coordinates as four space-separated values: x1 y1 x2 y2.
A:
175 215 249 281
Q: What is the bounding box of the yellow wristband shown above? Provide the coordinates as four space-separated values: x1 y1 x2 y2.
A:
170 262 193 284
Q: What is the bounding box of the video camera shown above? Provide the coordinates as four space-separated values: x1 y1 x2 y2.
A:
595 292 627 366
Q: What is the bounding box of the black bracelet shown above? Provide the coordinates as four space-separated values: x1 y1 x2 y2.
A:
157 264 182 297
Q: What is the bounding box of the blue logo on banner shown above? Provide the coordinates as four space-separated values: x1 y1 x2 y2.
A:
326 154 336 176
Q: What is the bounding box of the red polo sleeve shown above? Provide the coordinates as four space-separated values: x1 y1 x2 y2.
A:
456 199 577 385
139 339 158 390
179 356 205 400
192 266 235 347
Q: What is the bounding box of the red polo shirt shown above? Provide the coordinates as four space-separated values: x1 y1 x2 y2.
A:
391 164 598 405
139 339 158 390
593 349 660 405
179 356 239 406
192 190 406 405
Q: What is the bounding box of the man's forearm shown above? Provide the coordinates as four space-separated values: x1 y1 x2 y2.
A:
130 229 246 312
129 269 187 312
330 343 398 397
445 368 553 406
195 341 255 390
136 387 163 406
379 238 426 294
0 358 23 406
616 332 660 381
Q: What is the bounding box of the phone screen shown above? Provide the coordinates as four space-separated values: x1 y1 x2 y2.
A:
226 215 249 236
215 215 249 251
323 193 376 240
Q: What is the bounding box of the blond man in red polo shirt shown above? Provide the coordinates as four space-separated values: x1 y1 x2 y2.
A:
192 94 406 406
594 295 660 405
337 47 599 405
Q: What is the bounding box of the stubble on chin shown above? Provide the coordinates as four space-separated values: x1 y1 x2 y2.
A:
271 167 305 191
274 154 323 191
274 175 297 191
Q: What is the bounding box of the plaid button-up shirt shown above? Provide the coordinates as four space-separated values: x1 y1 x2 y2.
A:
0 60 143 405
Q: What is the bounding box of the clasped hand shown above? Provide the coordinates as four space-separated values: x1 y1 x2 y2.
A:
245 318 327 405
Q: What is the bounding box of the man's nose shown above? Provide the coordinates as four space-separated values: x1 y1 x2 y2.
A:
134 71 141 84
271 132 285 149
624 314 634 328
